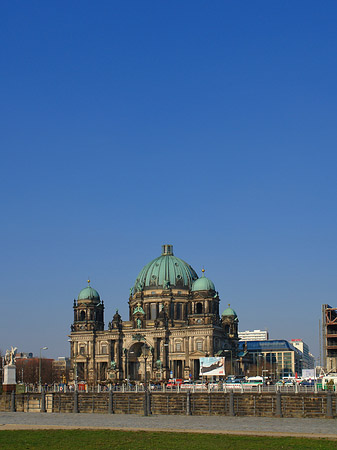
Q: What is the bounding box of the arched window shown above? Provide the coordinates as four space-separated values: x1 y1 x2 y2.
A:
196 302 203 314
80 311 86 321
224 325 230 334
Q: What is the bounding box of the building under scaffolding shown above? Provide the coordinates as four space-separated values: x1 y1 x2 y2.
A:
322 304 337 372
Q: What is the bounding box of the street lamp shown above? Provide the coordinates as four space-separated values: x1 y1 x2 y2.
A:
0 356 4 384
142 344 150 416
257 353 263 377
142 343 150 389
39 347 48 389
268 352 276 381
68 338 77 389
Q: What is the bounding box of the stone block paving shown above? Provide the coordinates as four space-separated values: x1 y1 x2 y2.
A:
0 412 337 439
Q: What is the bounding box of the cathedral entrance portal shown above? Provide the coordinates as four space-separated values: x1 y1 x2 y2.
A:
173 360 183 379
128 342 152 382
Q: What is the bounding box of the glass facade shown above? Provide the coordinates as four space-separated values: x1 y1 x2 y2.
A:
238 340 301 378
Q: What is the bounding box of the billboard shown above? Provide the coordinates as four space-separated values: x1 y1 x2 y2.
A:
302 369 315 379
199 357 225 376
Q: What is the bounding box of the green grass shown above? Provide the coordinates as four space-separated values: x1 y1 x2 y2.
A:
0 430 336 450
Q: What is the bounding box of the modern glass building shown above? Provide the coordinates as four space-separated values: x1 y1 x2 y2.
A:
238 340 303 379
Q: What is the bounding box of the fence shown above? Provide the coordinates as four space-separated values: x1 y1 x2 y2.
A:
18 383 329 394
1 391 336 418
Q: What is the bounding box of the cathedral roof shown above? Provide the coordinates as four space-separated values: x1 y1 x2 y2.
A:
78 281 100 302
133 244 198 293
191 273 215 292
222 304 237 317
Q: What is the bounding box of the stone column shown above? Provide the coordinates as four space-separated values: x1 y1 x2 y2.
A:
185 337 190 367
114 341 119 364
209 335 214 356
163 341 168 370
110 340 115 361
153 338 158 363
206 336 210 353
123 352 128 381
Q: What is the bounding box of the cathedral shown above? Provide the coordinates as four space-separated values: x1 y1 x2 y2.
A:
69 244 239 384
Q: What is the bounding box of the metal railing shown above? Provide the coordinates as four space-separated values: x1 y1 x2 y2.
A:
19 382 331 394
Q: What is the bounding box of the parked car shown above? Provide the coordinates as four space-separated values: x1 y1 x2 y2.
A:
180 380 194 390
193 381 207 390
300 380 315 386
166 379 183 389
225 378 242 384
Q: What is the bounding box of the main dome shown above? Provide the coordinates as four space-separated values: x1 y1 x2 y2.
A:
133 244 198 293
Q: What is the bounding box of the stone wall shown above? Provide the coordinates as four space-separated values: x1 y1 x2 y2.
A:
0 392 336 418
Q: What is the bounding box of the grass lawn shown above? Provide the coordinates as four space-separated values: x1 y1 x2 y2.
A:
0 430 336 449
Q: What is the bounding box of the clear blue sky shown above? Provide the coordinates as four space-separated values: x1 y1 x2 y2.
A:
1 1 337 361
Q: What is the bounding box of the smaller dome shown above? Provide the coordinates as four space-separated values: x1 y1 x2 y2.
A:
78 281 100 302
192 276 215 292
222 304 237 317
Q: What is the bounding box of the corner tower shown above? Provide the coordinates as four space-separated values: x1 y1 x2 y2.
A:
72 281 104 332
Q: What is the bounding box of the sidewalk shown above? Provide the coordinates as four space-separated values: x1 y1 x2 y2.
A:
0 412 337 439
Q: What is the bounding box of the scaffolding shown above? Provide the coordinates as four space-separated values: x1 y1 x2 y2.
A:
322 304 337 372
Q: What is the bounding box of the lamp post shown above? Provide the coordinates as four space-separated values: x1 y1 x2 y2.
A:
0 356 4 384
74 361 78 391
163 342 169 381
142 343 150 416
275 360 279 381
298 358 303 378
271 353 277 381
143 343 149 390
39 347 48 389
257 353 263 377
124 348 128 383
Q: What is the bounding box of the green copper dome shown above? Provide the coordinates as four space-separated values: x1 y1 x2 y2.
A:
222 304 237 317
133 245 198 293
192 275 215 292
78 282 100 302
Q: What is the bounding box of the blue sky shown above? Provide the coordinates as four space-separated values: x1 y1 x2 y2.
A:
1 1 337 360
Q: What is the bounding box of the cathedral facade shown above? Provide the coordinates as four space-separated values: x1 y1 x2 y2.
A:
69 245 238 384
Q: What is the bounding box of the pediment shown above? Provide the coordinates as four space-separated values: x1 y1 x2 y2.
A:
189 351 205 357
